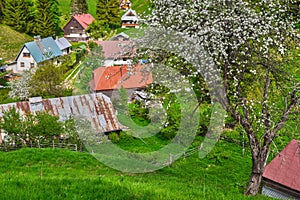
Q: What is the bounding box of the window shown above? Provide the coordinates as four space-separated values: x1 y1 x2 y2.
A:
20 62 25 67
30 63 34 68
23 52 30 58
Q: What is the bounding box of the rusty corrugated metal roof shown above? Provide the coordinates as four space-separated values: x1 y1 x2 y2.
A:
0 93 122 133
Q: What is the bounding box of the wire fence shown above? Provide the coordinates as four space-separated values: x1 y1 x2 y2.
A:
0 141 80 152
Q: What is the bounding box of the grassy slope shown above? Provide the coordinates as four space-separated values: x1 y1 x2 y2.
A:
132 0 151 15
0 25 32 62
0 139 270 199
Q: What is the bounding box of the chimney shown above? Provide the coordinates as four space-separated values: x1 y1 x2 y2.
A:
34 35 41 42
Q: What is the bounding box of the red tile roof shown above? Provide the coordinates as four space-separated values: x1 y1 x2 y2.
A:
73 14 94 30
97 40 135 59
263 139 300 192
92 64 152 91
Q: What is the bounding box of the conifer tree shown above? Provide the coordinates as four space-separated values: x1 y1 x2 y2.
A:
2 0 31 32
96 0 120 28
107 0 120 27
0 0 3 22
70 0 88 15
33 0 61 37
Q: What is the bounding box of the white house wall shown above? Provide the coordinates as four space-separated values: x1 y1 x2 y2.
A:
104 59 114 67
16 47 37 73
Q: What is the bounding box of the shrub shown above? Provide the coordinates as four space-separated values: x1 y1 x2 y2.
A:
109 132 120 143
88 41 98 50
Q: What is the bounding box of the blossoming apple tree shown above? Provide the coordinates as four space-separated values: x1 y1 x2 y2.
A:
145 0 300 195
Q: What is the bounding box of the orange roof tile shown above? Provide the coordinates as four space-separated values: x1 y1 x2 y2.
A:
93 64 152 91
263 139 300 192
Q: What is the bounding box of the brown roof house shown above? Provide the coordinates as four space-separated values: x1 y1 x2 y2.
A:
91 64 153 98
98 40 136 66
63 14 94 42
0 93 122 143
262 139 300 199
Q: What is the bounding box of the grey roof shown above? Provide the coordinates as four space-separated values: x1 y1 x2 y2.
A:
110 32 130 41
121 9 138 21
55 37 72 51
0 93 122 133
16 37 63 63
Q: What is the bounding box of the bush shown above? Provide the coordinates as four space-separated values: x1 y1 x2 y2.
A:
88 41 98 50
109 132 120 143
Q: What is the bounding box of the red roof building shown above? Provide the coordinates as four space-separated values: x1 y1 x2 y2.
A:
262 139 300 199
63 14 94 42
91 64 152 98
73 14 94 29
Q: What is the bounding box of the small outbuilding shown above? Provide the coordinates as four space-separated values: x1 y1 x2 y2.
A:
262 139 300 199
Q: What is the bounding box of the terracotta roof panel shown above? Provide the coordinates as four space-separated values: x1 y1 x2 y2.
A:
263 139 300 192
93 64 153 91
73 14 94 30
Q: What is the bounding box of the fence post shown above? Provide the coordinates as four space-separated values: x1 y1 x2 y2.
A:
4 141 7 152
52 140 55 149
75 144 77 152
169 153 174 165
198 143 203 151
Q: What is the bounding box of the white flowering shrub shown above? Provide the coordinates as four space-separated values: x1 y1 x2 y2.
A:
8 71 32 101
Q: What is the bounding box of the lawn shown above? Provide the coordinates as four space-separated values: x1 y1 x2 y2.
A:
0 137 271 199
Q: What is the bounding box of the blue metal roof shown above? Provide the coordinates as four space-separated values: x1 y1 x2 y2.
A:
24 37 63 63
55 37 71 51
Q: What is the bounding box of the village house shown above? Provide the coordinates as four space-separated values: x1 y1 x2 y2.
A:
91 64 153 98
97 40 135 66
63 13 94 42
121 9 139 28
262 139 300 199
10 36 70 74
0 93 122 144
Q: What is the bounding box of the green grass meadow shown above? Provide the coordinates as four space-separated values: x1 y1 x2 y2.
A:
0 138 271 199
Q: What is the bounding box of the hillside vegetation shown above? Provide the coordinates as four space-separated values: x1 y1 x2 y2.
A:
0 24 32 62
57 0 150 18
0 138 270 199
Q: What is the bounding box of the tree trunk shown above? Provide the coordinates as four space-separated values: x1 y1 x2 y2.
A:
244 170 263 195
244 155 268 196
